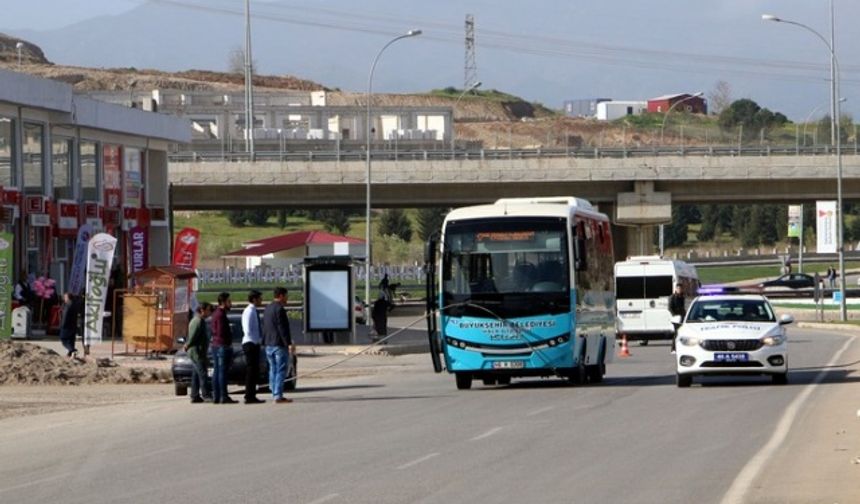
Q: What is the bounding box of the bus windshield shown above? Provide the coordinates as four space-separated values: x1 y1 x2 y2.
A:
442 217 569 317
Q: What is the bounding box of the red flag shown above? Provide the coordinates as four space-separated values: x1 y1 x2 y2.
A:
172 227 200 270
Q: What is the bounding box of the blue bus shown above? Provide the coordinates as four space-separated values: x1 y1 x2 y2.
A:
425 197 616 390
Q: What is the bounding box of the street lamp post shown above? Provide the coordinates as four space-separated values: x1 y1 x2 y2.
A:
659 91 704 145
451 81 482 158
763 6 846 321
658 91 703 255
365 29 422 308
15 42 23 68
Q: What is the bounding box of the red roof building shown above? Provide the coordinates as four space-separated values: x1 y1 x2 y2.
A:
647 93 707 114
222 231 366 269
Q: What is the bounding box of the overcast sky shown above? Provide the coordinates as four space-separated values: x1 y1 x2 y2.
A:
4 0 859 121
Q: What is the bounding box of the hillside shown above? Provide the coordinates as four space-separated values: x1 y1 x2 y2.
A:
0 35 818 149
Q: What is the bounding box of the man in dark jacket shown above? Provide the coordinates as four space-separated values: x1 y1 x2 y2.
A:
185 302 212 403
668 283 686 354
262 287 293 403
209 292 236 404
59 292 79 358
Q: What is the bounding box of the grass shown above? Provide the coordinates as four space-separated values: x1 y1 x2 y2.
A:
697 262 860 285
173 211 368 260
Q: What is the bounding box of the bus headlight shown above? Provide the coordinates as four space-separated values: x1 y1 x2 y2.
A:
679 336 701 347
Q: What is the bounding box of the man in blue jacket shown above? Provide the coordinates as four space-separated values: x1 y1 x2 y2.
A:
262 287 293 404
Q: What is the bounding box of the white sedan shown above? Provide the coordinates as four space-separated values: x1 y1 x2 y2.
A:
674 294 793 388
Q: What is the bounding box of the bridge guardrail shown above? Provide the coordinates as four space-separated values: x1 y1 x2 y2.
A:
168 144 858 163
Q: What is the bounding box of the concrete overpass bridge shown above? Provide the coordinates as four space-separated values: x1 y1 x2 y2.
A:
168 149 860 255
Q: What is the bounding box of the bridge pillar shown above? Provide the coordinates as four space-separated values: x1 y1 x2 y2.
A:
613 181 671 259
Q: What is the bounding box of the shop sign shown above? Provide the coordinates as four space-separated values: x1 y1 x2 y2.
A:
128 225 148 275
58 201 79 229
123 148 142 209
25 195 45 214
103 145 122 208
29 214 50 227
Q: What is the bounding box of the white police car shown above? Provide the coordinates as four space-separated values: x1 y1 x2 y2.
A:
673 294 793 387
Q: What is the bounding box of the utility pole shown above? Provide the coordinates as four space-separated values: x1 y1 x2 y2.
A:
244 0 256 159
464 14 478 90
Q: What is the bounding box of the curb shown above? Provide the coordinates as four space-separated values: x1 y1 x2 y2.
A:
796 322 860 333
296 342 429 357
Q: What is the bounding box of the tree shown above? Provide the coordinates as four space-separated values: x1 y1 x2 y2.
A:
708 80 733 115
378 209 412 242
814 113 853 145
222 209 270 227
227 45 258 74
416 208 449 241
662 205 691 248
697 205 718 242
317 209 351 235
225 210 246 227
718 99 788 138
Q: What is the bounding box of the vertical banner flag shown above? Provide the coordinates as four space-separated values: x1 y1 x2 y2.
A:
172 227 200 270
84 233 117 346
128 225 149 276
787 205 801 239
0 232 14 339
816 201 837 254
69 224 93 295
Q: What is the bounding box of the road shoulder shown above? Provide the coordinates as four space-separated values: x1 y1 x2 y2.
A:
743 331 860 504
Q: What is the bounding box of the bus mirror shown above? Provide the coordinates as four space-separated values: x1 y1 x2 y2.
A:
424 237 436 264
574 237 587 271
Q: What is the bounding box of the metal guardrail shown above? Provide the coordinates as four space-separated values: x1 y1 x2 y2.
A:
168 144 859 163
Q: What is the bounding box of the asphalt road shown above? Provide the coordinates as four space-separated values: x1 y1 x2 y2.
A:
0 328 856 504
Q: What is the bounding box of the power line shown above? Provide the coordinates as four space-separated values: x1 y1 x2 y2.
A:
148 0 860 87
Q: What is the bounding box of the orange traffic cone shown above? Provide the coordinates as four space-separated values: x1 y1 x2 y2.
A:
618 334 631 358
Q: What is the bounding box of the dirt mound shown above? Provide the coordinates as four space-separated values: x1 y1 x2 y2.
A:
0 341 171 386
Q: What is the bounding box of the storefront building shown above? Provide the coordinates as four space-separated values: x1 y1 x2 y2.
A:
0 69 190 294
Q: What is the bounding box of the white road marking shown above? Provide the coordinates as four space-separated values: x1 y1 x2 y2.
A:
470 426 503 441
720 335 856 504
526 406 556 417
0 472 73 494
396 452 440 470
306 493 340 504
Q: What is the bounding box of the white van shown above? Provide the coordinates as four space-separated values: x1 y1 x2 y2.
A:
615 256 699 344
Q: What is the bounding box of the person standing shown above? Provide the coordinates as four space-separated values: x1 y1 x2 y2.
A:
828 266 837 289
209 292 236 404
13 271 33 307
241 290 265 404
185 302 212 403
262 287 294 404
668 283 686 354
59 292 79 359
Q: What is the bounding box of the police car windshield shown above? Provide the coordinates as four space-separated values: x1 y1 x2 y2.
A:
686 299 775 323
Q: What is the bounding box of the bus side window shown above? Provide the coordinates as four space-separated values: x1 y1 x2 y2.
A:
574 223 587 271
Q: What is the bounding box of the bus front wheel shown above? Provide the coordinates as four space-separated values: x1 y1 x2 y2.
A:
455 373 473 390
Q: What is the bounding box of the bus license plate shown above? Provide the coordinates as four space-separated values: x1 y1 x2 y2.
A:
493 361 525 369
715 353 749 363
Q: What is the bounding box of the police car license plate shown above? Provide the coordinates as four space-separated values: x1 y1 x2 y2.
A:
492 360 525 369
715 353 749 363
